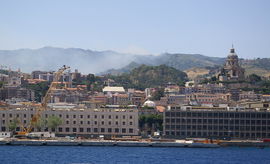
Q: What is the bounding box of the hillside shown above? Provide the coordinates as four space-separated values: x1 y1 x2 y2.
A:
100 53 225 75
108 65 188 89
0 47 138 74
0 47 225 74
241 58 270 77
1 47 269 77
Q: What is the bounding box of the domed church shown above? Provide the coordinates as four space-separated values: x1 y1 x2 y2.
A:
218 46 245 82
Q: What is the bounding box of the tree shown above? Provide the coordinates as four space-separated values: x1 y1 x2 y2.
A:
150 88 164 101
139 114 163 135
8 118 20 132
33 118 47 132
247 74 262 84
0 81 4 88
47 116 62 133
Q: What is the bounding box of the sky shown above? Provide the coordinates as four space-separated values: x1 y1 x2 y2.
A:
0 0 270 58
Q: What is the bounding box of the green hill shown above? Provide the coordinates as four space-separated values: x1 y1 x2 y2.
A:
108 65 188 90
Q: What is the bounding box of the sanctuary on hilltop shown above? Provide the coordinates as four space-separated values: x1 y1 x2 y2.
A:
218 46 245 82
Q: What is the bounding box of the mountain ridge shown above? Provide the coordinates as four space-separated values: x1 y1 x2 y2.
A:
0 47 269 77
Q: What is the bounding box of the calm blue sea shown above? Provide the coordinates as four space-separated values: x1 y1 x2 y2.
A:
0 146 270 164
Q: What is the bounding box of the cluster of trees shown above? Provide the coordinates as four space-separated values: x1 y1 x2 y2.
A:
8 115 62 133
139 114 163 135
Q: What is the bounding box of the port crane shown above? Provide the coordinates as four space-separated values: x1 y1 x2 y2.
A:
18 65 70 135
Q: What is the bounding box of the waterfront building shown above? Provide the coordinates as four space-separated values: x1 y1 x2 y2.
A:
0 104 139 137
164 105 270 139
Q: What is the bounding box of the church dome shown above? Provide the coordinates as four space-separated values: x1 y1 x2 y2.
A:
143 100 156 108
228 47 238 57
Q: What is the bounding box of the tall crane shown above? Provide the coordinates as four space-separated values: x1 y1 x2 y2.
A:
18 65 70 135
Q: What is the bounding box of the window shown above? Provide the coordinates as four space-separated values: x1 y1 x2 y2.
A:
109 115 111 119
102 115 104 119
122 128 126 133
122 122 125 125
129 122 133 125
123 116 125 119
87 115 90 119
94 121 97 125
129 116 132 119
94 128 98 132
115 121 118 125
73 121 76 124
116 116 118 119
73 115 76 118
95 115 97 119
101 121 104 125
80 121 83 125
66 121 69 124
9 114 12 117
66 115 69 118
80 115 83 119
109 121 111 125
66 128 70 132
108 128 112 133
79 128 84 132
87 121 90 125
73 128 77 132
58 127 62 132
129 128 133 133
115 128 119 133
87 128 91 132
1 127 6 131
101 128 105 132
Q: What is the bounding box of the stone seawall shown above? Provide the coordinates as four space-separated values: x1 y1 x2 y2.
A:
0 140 220 148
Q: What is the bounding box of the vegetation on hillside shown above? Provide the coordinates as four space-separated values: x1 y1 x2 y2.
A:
107 65 188 90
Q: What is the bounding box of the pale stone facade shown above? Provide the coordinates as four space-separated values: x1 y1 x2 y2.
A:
0 105 139 137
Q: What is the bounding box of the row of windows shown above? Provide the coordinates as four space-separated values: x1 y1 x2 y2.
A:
0 127 134 134
166 125 270 131
165 131 270 138
165 112 270 118
1 113 134 120
65 120 133 126
165 119 270 124
0 119 134 126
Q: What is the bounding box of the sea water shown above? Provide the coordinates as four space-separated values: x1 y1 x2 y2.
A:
0 146 270 164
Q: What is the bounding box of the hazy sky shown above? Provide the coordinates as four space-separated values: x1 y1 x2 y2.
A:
1 0 270 58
